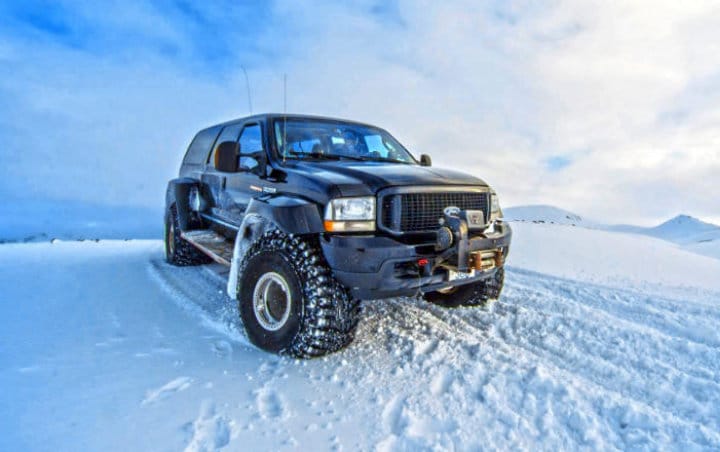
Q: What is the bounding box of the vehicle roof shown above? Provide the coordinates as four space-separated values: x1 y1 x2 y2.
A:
202 113 381 132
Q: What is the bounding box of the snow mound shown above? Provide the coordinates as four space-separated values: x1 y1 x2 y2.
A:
685 239 720 260
503 205 593 226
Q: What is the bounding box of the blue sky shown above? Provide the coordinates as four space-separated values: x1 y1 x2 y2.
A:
2 1 275 73
1 0 719 225
544 156 572 172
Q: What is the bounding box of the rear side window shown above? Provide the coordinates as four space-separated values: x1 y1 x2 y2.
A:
183 126 221 166
216 124 243 145
208 124 243 167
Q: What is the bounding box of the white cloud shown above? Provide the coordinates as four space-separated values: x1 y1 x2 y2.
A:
1 0 718 224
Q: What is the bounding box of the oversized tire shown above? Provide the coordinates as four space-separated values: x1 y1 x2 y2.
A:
423 267 505 308
237 230 361 358
164 205 212 266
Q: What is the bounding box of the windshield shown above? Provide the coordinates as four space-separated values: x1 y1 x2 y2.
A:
273 119 416 164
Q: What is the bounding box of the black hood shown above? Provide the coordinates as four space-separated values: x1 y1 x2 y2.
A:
285 161 488 197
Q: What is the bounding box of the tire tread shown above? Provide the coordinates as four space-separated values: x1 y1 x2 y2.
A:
239 230 361 358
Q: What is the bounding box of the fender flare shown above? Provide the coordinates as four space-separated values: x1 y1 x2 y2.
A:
226 213 274 299
226 196 325 299
165 178 201 231
244 196 325 235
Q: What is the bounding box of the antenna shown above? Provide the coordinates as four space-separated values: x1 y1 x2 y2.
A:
241 66 253 114
283 73 287 163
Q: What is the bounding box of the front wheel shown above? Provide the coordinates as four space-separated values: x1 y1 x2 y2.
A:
237 230 361 358
423 267 505 308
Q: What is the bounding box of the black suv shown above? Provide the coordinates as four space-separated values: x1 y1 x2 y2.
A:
165 114 511 357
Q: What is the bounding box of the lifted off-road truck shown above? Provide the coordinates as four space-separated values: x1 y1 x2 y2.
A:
165 114 511 357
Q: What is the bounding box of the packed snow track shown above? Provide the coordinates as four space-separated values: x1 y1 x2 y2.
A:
149 256 720 450
2 235 719 451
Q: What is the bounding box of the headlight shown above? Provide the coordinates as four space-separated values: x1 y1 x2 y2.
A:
490 191 503 221
324 197 376 232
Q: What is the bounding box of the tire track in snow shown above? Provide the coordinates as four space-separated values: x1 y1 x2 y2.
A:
490 303 720 433
148 257 720 449
350 300 599 448
147 259 249 346
381 283 720 444
510 268 720 348
424 276 720 438
510 267 720 323
504 271 720 391
513 294 720 395
502 284 720 384
356 299 720 449
416 301 720 448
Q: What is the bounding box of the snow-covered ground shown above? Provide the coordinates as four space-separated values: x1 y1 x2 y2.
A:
2 223 720 451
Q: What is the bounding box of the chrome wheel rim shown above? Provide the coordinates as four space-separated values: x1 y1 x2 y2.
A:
253 272 292 331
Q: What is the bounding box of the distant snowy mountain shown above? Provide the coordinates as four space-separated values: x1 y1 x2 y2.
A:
503 205 594 226
647 215 720 244
637 215 720 260
504 205 720 260
608 214 720 244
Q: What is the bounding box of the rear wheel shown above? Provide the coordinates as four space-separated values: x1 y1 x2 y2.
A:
164 205 212 266
237 230 361 358
424 268 505 308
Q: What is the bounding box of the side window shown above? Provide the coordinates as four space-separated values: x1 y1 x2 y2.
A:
183 126 221 166
239 124 262 154
239 124 263 170
208 124 242 167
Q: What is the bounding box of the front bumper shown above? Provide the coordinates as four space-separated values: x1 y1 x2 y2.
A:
321 221 512 300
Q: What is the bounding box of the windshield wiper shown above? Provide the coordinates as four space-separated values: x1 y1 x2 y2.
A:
288 152 410 164
374 157 413 164
304 152 344 160
334 154 369 161
291 152 366 161
345 156 413 164
286 151 336 160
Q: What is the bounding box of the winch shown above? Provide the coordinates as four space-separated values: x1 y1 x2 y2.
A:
435 206 502 273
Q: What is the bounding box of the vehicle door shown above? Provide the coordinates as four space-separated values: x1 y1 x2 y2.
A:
201 123 243 225
223 122 266 219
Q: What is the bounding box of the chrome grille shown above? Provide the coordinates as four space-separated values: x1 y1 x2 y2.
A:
380 190 490 233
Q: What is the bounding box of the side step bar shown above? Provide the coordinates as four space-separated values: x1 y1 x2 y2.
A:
181 230 234 266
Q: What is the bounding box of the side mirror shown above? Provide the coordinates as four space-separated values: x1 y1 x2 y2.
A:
215 141 239 173
420 154 432 167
